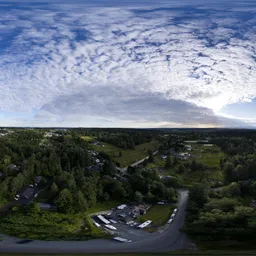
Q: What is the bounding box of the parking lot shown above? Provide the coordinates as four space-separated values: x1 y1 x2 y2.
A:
90 202 178 242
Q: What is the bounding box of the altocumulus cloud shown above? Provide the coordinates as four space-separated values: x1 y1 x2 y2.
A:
0 0 255 127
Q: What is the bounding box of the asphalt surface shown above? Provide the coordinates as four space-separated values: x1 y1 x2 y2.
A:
0 189 189 254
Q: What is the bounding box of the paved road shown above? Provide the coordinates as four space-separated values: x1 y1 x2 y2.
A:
0 189 189 254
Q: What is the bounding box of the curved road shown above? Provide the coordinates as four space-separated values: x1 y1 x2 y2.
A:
0 189 189 253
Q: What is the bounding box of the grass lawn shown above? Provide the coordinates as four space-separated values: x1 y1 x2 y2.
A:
81 136 96 142
191 144 225 169
87 201 120 215
91 141 160 167
0 211 105 240
147 155 165 169
137 204 175 227
181 144 225 185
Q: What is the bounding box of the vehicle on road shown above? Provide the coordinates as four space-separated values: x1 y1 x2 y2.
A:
167 219 173 224
113 237 132 243
34 193 38 198
29 184 34 187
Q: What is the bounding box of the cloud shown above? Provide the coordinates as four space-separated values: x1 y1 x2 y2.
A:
0 0 255 127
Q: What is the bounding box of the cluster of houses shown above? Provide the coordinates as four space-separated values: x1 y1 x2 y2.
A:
161 144 192 160
87 150 104 172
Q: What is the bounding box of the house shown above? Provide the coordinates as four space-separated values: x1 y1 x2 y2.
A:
250 199 256 209
34 176 43 186
7 164 18 171
167 148 175 155
21 187 34 199
37 203 57 211
185 145 192 151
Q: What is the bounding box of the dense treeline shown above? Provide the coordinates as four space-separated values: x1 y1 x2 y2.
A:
0 129 175 214
184 131 256 249
79 128 161 149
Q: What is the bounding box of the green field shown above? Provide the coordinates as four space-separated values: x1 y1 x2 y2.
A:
87 201 120 214
191 144 225 169
182 144 225 186
138 204 175 228
0 211 105 240
81 136 96 142
91 141 160 167
147 155 165 169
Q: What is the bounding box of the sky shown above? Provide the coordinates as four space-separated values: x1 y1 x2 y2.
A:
0 0 255 128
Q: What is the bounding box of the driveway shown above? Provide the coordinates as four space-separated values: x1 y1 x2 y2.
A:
0 189 189 253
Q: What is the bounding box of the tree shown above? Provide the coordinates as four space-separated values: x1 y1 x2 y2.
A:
177 164 185 173
224 162 235 183
165 155 172 169
220 157 224 170
189 183 208 208
251 181 256 196
119 151 122 157
166 187 175 201
148 150 154 163
28 202 41 214
74 191 88 212
50 182 59 200
190 159 197 172
55 188 73 213
102 160 116 176
135 191 143 203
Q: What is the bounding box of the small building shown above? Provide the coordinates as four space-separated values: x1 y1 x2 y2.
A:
34 176 43 185
37 203 57 211
167 148 175 155
117 204 127 210
21 187 34 199
250 199 256 209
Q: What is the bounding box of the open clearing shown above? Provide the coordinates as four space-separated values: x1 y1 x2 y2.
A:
86 201 120 214
182 144 225 186
91 141 160 167
138 204 175 228
81 136 95 142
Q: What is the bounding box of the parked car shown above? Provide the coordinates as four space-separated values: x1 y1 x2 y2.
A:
34 193 38 198
29 184 34 187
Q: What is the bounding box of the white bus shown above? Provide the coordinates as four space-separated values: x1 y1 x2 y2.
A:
97 215 110 225
105 224 117 231
137 220 152 229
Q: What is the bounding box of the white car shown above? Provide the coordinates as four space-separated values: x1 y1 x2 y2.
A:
34 193 38 198
14 196 19 200
29 184 34 187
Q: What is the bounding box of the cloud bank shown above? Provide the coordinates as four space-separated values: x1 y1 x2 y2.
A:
0 0 255 127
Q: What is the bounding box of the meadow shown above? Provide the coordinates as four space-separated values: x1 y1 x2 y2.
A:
91 141 160 167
